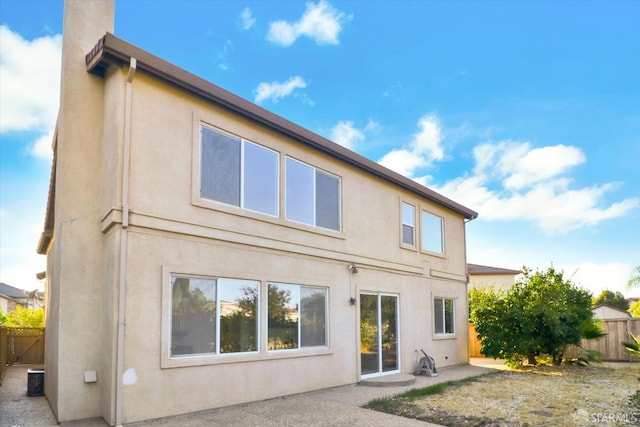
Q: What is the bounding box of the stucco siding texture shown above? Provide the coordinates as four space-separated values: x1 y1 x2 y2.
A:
116 230 467 423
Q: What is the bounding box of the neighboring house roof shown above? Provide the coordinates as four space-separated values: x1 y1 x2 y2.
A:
84 34 478 220
468 263 520 276
0 283 44 302
592 303 631 317
0 282 29 299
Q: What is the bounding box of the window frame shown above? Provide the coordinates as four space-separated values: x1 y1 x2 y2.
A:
434 297 455 337
199 124 280 217
420 210 445 254
285 156 342 232
400 202 416 247
267 282 329 351
168 274 260 359
161 267 333 369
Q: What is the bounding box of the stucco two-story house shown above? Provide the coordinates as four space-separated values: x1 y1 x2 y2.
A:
36 1 477 425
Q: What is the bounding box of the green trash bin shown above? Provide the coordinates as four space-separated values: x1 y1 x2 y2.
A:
27 369 45 396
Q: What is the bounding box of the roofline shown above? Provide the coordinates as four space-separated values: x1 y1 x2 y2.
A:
592 303 631 314
467 263 521 276
85 33 478 220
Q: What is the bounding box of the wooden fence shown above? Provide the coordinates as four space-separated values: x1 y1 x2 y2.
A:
581 318 640 362
469 318 640 361
0 327 45 384
469 323 482 357
0 327 7 384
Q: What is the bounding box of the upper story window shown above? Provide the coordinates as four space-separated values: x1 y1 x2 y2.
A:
434 297 455 336
200 125 279 216
401 202 416 246
170 275 259 357
421 210 444 254
285 157 341 231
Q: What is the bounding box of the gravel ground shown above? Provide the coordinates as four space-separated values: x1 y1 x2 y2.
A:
414 363 640 426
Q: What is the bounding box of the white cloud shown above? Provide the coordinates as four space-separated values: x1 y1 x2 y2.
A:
410 115 444 161
266 0 352 47
431 140 640 234
377 114 444 177
218 39 234 71
31 128 55 162
254 76 307 104
0 207 47 293
364 118 381 132
240 7 256 30
0 25 61 133
330 120 364 150
569 262 635 298
379 149 427 177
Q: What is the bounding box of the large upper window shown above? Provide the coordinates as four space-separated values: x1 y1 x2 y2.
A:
421 210 444 253
285 157 341 231
170 276 259 357
267 283 328 350
200 125 279 216
434 297 455 336
401 202 415 246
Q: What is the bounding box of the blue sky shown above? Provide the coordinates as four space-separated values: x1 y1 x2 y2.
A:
1 0 639 298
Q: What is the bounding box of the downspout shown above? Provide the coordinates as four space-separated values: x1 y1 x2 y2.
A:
115 57 136 427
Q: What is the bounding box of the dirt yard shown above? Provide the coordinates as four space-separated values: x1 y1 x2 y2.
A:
379 363 640 426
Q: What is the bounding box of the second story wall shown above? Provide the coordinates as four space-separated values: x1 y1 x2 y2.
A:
100 60 471 278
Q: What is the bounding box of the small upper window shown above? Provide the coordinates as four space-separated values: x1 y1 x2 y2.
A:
200 125 279 216
285 157 341 231
434 297 455 336
401 202 415 246
421 210 444 254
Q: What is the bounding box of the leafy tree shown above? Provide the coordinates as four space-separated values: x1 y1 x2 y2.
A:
0 306 6 325
3 306 45 328
630 301 640 318
623 334 640 359
592 289 629 310
470 266 598 366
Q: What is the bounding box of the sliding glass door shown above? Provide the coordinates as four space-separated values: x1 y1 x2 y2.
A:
360 293 399 377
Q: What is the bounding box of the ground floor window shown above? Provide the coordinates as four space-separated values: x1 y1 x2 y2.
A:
170 276 259 357
169 275 328 358
434 297 455 336
267 283 328 350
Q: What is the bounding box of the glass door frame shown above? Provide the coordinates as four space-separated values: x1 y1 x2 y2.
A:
359 292 401 379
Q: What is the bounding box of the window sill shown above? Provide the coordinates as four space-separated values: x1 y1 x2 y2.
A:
192 197 344 240
161 346 333 369
400 243 418 252
433 334 457 340
420 248 447 258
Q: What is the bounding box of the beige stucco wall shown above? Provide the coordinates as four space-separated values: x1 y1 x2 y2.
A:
44 0 116 423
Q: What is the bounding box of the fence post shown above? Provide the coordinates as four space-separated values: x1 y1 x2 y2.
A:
0 326 7 384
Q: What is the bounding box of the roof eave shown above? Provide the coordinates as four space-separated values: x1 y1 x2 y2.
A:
86 33 478 220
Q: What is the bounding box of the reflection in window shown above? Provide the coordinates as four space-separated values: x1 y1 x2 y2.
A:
285 157 341 231
421 211 444 253
434 297 455 335
170 276 259 357
268 283 328 350
200 126 278 216
401 202 415 246
171 277 216 356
